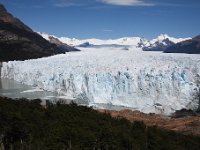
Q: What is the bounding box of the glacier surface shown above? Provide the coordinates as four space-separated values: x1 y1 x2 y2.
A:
1 47 200 115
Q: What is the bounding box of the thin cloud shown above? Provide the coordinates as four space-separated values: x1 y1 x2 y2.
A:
103 29 113 32
53 3 84 7
98 0 155 6
86 5 113 10
52 0 154 8
53 0 86 7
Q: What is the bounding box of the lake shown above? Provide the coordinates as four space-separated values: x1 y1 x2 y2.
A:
0 78 87 105
0 78 132 110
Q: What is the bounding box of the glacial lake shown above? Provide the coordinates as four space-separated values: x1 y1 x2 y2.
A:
0 78 55 100
0 78 133 110
0 78 84 104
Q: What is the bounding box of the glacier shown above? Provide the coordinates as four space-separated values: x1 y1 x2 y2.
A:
1 47 200 115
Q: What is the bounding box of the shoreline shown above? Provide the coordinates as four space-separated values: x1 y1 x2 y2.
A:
98 109 200 136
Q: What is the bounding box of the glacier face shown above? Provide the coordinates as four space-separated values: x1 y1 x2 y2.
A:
1 47 200 115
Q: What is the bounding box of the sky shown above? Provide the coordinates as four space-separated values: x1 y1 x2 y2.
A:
0 0 200 39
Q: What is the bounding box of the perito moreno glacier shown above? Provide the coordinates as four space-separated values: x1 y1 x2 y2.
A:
1 47 200 115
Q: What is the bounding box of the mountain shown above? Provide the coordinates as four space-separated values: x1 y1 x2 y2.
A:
164 35 200 54
0 4 76 61
141 34 191 51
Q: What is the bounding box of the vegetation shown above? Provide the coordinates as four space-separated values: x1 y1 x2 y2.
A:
0 96 200 150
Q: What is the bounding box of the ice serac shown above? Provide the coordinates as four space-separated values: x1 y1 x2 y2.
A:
1 48 200 115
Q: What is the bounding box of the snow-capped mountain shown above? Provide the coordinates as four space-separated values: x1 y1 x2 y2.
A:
141 34 191 51
38 32 190 51
38 32 142 47
165 35 200 54
1 47 200 115
151 34 191 44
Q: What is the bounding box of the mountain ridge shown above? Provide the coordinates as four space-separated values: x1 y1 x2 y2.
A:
165 35 200 54
0 4 32 32
0 4 77 61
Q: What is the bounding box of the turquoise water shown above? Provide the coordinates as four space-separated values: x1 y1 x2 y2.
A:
0 78 129 110
0 78 58 100
0 78 89 105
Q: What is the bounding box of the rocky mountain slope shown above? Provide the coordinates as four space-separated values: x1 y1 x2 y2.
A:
165 35 200 54
37 32 79 52
0 4 76 61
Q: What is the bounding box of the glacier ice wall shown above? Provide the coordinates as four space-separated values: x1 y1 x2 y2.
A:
1 48 200 115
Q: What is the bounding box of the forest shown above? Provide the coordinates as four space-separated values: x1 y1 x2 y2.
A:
0 96 200 150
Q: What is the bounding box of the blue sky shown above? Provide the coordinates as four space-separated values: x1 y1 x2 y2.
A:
0 0 200 39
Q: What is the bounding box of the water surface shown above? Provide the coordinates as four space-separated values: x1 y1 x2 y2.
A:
0 78 129 110
0 78 59 100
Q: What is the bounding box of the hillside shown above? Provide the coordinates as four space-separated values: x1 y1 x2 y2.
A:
0 96 200 149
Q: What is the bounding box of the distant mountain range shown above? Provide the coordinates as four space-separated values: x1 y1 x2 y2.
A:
0 4 77 61
39 32 200 54
38 32 142 48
